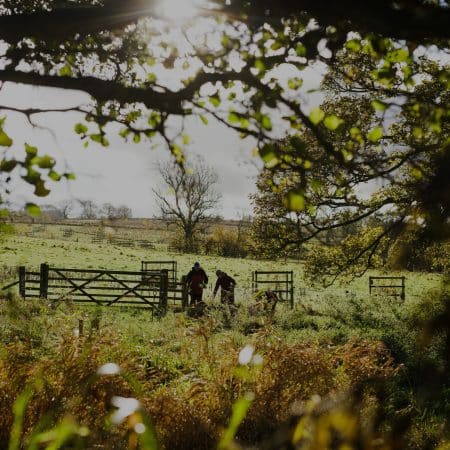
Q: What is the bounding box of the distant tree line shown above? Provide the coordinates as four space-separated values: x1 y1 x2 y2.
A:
26 200 133 221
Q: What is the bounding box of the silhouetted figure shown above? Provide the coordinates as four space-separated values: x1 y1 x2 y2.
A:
186 262 208 305
213 270 236 305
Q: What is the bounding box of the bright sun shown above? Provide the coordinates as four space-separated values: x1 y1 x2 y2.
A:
159 0 199 22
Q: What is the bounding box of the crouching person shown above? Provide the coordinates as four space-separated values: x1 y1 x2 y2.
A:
213 270 236 305
248 290 279 319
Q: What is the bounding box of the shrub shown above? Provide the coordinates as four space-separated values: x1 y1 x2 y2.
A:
203 226 250 258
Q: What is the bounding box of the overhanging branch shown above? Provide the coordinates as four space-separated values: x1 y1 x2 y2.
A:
0 0 449 44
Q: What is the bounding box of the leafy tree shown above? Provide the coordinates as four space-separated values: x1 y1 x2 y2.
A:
153 159 221 252
250 61 448 275
251 168 308 259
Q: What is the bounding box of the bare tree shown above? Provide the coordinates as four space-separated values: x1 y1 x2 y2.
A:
56 200 73 219
116 205 132 220
78 199 99 219
101 203 132 220
153 159 222 252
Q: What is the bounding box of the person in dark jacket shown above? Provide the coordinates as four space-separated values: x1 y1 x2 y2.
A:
186 262 208 305
213 270 236 304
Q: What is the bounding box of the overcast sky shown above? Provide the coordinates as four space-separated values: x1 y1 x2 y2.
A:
0 82 264 218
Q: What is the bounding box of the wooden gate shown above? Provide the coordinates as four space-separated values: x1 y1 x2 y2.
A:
142 261 177 287
369 276 406 300
251 270 294 308
18 264 168 313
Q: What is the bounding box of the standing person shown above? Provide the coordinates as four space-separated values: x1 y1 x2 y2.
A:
186 262 208 305
213 270 236 305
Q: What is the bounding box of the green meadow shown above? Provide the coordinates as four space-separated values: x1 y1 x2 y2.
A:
0 224 448 449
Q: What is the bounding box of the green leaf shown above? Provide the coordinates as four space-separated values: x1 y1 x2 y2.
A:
367 127 384 143
171 144 183 157
284 189 306 212
119 128 130 138
228 112 240 123
90 134 109 147
261 115 272 131
0 129 13 147
387 48 409 63
59 65 73 77
199 115 208 125
36 155 55 169
254 59 265 72
287 78 303 90
309 107 325 125
0 159 17 172
209 96 221 108
323 115 344 131
411 167 423 179
9 385 35 450
413 127 424 140
218 393 254 450
295 43 306 57
346 39 361 52
221 34 230 47
341 149 354 161
259 144 279 168
25 143 38 157
271 40 283 51
74 123 88 134
133 133 141 144
371 100 387 112
48 170 62 181
25 203 41 217
34 180 50 197
240 117 250 129
182 135 190 145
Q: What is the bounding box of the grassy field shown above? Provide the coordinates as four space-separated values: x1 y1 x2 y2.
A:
0 225 448 449
1 224 443 305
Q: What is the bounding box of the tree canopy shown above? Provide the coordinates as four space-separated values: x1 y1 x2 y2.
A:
0 0 448 256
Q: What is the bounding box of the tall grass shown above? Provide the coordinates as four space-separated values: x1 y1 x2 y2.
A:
0 279 448 449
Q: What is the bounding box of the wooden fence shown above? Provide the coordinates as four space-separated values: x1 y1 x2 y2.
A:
251 270 294 308
369 276 406 300
142 261 178 287
15 264 189 314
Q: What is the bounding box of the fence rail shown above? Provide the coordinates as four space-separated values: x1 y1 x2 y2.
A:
1 280 19 291
12 264 189 313
252 270 294 308
369 276 406 300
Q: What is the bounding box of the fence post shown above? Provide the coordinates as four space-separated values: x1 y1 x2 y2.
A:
401 276 406 301
252 271 257 293
290 271 294 309
40 263 49 299
90 317 100 333
78 319 84 337
159 269 168 315
19 266 26 298
181 275 188 310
